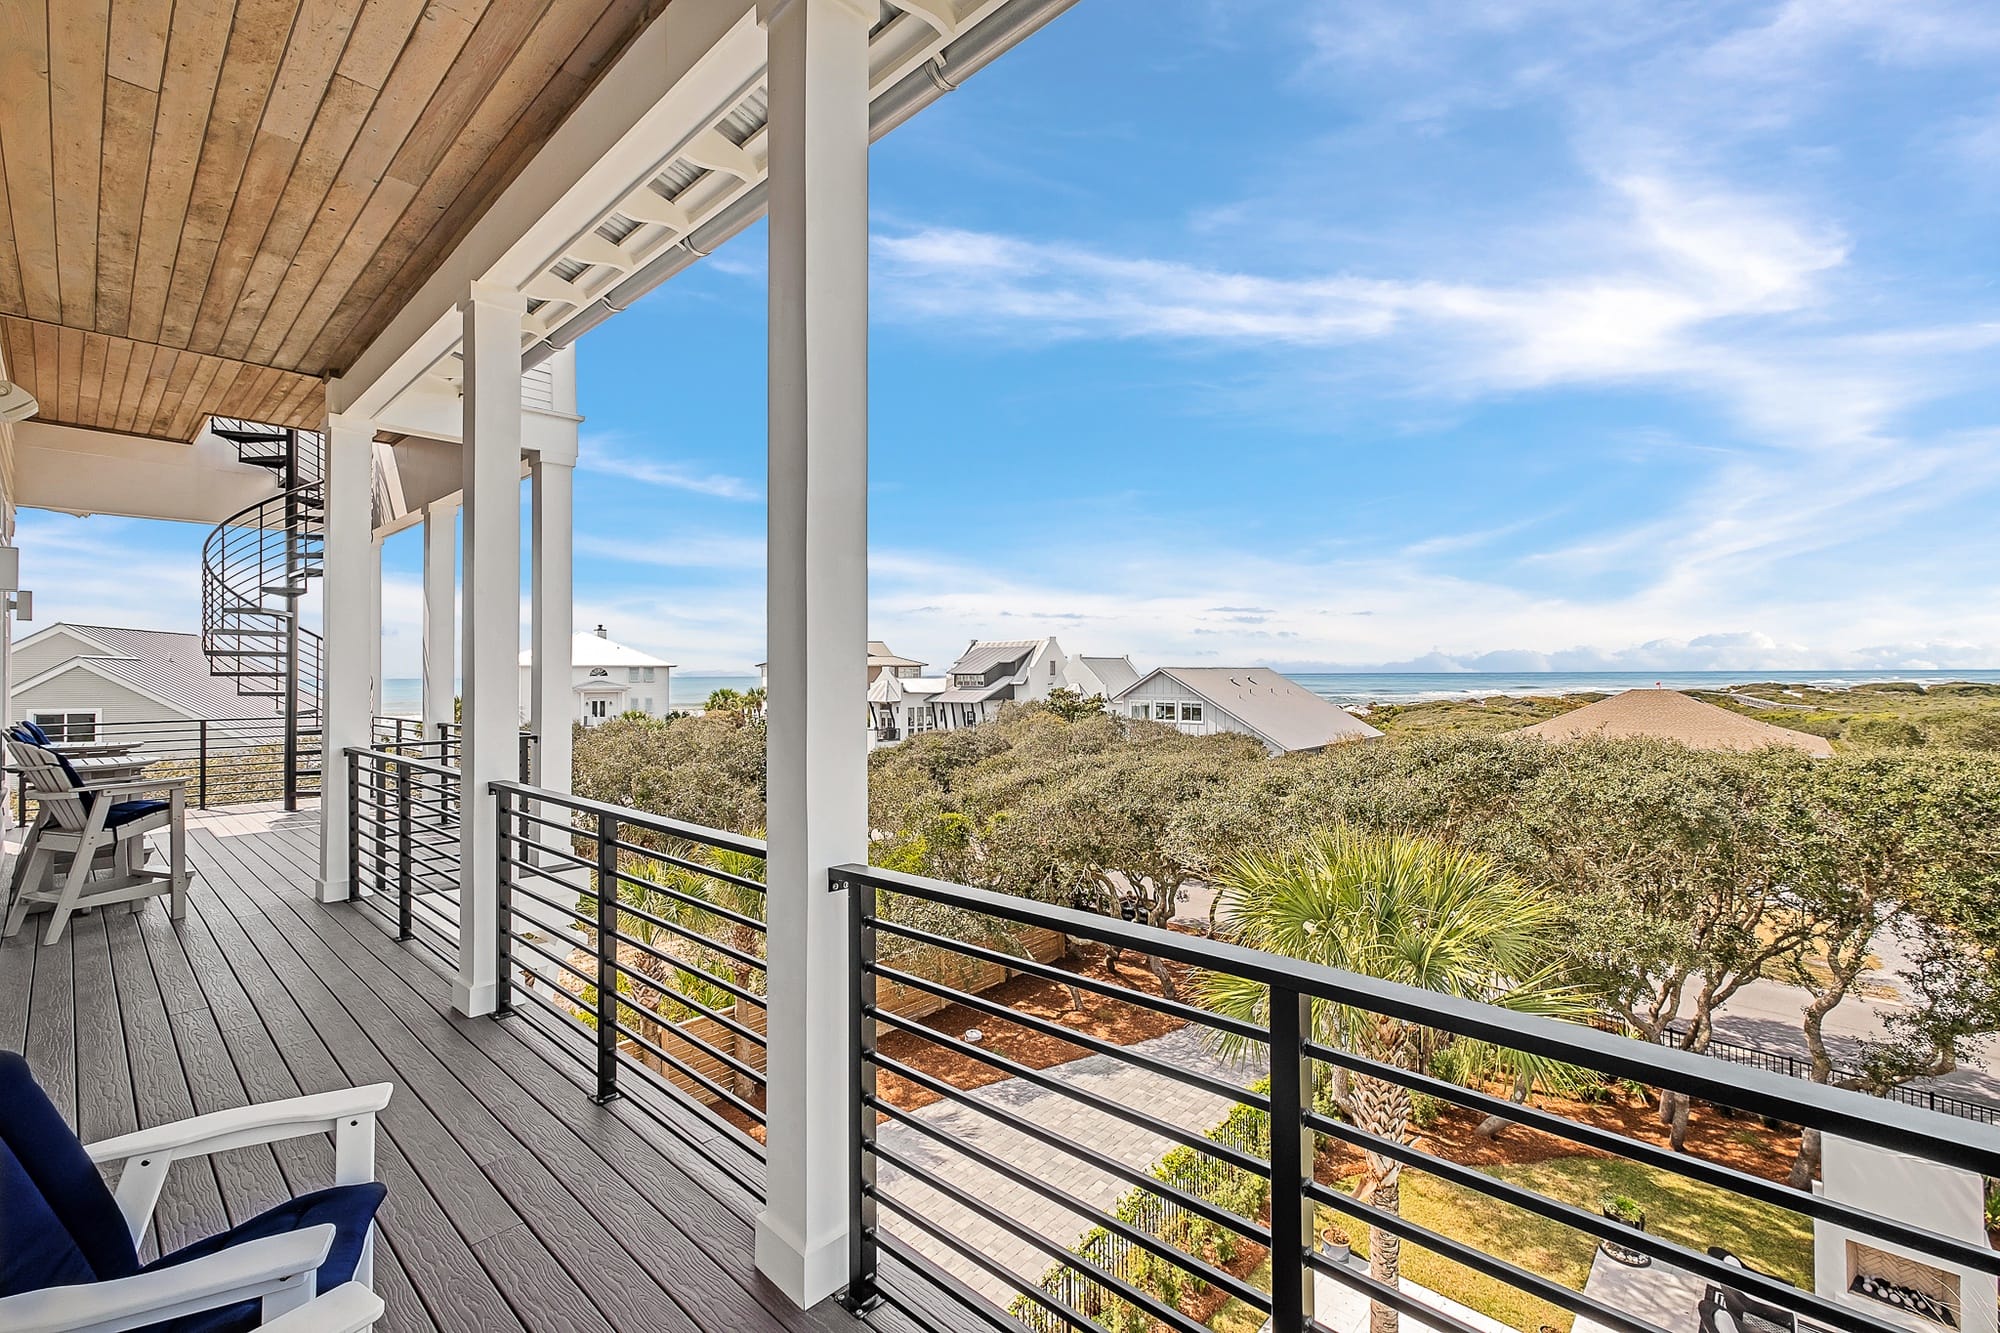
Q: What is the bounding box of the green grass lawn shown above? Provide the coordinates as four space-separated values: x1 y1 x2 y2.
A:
1208 1155 1812 1332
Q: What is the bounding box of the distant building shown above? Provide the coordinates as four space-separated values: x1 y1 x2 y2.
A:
1508 688 1834 756
931 637 1080 730
519 625 675 726
1111 667 1384 755
867 641 926 683
867 671 947 744
1068 654 1141 699
10 622 281 741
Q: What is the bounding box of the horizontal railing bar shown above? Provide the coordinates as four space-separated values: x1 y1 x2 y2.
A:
869 1048 1268 1243
1302 1180 1667 1333
1301 1040 2000 1277
343 746 459 778
607 1015 767 1123
601 953 768 1052
606 864 769 937
865 1191 1100 1333
868 1096 1268 1311
602 924 766 1007
493 780 767 858
841 862 2000 1177
1303 1249 1491 1333
601 887 767 973
1301 1110 1888 1333
607 837 767 895
868 959 1269 1120
867 1142 1213 1333
866 912 1268 1045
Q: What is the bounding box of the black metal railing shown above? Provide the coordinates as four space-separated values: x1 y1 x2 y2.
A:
12 715 319 823
833 864 2000 1333
491 782 769 1159
1659 1024 2000 1126
346 747 463 966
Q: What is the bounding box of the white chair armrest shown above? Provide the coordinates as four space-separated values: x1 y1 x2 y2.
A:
85 1084 392 1163
68 778 187 796
86 1084 392 1245
254 1282 384 1333
0 1225 333 1333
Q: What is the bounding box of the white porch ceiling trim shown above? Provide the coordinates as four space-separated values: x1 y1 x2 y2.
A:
331 0 1021 423
11 421 283 525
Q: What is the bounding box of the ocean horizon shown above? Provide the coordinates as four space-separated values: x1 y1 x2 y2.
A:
376 667 2000 717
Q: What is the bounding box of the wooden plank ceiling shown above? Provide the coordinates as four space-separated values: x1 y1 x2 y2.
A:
0 0 663 440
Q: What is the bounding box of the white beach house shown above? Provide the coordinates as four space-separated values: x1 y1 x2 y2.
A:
520 626 675 726
1113 666 1384 754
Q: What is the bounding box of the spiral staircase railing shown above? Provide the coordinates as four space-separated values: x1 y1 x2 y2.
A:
200 420 325 809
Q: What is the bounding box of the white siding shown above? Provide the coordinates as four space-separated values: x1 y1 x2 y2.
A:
14 667 192 727
12 629 110 682
1120 676 1260 746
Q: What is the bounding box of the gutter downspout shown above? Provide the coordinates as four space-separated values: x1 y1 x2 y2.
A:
520 0 1080 370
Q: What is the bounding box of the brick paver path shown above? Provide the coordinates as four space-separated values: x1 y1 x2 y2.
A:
875 1024 1270 1308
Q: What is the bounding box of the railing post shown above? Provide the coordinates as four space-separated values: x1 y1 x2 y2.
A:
840 870 881 1313
494 785 515 1019
346 750 361 896
396 761 413 941
594 809 621 1103
1267 986 1314 1333
197 719 210 809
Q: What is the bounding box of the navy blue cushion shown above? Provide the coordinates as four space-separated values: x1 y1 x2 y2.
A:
0 1052 139 1282
141 1183 387 1333
106 799 169 829
0 1136 97 1297
22 719 52 744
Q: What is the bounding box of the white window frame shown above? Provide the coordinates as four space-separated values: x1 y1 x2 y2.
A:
1154 702 1178 722
1181 703 1203 724
32 710 101 743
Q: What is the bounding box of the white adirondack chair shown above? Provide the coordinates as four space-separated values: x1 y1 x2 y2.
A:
4 738 192 945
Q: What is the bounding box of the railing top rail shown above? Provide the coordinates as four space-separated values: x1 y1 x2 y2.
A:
490 779 768 859
343 745 460 779
834 860 2000 1179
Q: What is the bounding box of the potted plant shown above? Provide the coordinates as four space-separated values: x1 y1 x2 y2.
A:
1319 1221 1351 1265
1599 1194 1650 1266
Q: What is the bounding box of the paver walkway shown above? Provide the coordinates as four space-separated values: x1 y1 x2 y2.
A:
875 1024 1270 1306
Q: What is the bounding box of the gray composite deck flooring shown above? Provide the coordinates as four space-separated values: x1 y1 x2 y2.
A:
1 802 974 1333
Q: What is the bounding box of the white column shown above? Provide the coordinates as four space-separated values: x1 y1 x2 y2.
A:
529 455 574 796
422 501 458 737
455 281 526 1018
369 535 385 719
316 410 377 903
754 0 872 1308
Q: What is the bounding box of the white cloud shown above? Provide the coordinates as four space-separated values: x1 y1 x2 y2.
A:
579 433 759 501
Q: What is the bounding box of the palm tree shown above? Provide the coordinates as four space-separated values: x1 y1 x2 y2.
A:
1201 828 1587 1333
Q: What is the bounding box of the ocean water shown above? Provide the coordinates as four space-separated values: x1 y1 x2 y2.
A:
1284 670 2000 708
380 668 2000 717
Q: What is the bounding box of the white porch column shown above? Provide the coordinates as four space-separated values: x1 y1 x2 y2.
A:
422 500 458 738
316 410 377 903
455 281 526 1018
369 535 385 719
529 454 574 796
754 0 872 1308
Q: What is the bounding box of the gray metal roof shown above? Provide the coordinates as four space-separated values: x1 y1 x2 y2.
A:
947 639 1042 677
17 623 282 721
1121 667 1383 753
1077 655 1141 696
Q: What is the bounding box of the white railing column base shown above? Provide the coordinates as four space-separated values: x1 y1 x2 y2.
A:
455 281 526 1019
753 0 874 1309
316 408 377 904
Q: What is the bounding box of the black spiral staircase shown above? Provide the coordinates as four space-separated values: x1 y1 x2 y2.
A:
201 420 325 809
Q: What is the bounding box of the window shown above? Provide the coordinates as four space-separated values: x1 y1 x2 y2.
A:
587 699 608 720
955 674 982 688
1154 702 1179 722
628 667 641 683
642 698 653 713
1129 703 1150 720
1049 660 1056 677
32 711 98 742
1181 704 1203 724
642 667 656 683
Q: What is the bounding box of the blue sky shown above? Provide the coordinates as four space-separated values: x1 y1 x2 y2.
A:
23 0 2000 676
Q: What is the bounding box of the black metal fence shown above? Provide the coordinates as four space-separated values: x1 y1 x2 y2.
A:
490 782 770 1160
833 864 2000 1333
1660 1024 2000 1126
12 715 319 823
346 747 462 967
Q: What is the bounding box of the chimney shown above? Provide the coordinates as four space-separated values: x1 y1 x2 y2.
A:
596 624 608 638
